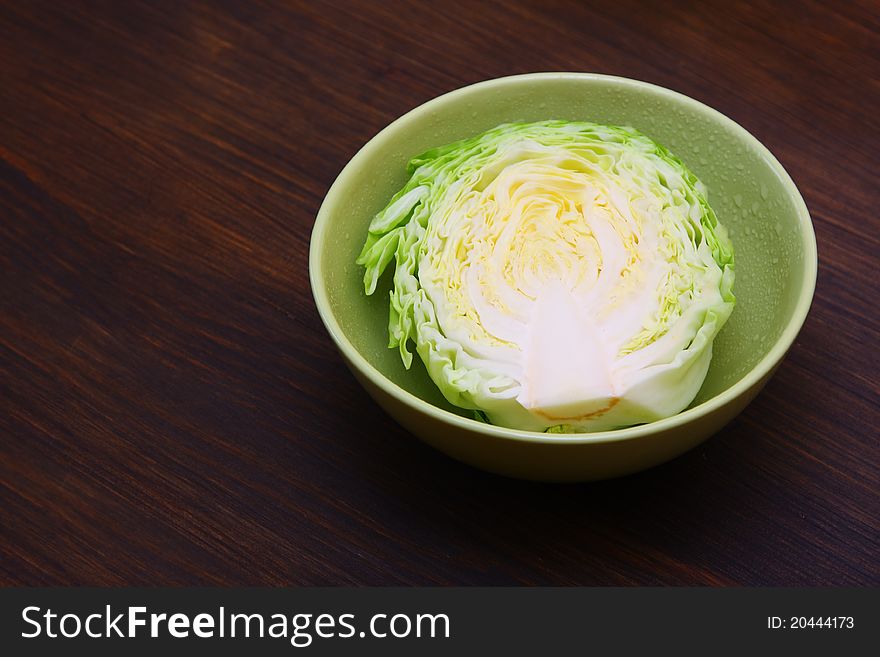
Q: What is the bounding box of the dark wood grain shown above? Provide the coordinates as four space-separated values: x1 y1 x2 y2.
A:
1 0 877 586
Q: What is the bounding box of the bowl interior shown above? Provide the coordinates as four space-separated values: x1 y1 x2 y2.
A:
313 74 814 429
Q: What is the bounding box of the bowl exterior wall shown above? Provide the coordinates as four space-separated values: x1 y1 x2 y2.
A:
345 354 776 482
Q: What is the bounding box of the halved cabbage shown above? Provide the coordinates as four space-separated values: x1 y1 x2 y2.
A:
358 121 734 432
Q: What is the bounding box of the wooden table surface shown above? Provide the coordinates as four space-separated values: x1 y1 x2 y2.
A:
2 0 877 586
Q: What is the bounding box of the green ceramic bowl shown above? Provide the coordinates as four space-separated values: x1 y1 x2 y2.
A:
309 73 817 482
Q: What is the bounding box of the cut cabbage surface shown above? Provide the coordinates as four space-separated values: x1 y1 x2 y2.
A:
357 121 735 432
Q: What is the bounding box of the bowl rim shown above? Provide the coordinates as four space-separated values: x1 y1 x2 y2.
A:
308 72 818 445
